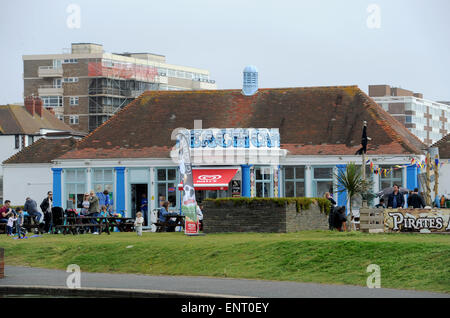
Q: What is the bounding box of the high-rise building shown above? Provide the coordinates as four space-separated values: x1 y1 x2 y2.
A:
369 85 449 145
23 43 217 132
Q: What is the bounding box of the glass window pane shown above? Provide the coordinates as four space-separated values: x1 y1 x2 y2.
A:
158 184 166 206
393 169 402 179
316 181 333 198
76 170 85 182
296 182 305 197
94 170 102 182
314 168 332 179
381 181 391 189
77 183 85 193
263 183 270 197
295 167 304 179
158 169 166 181
285 167 294 180
256 183 263 197
256 168 262 180
104 170 113 182
66 170 75 182
168 169 176 180
285 181 294 197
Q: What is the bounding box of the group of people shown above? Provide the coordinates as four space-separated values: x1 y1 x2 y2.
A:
156 200 204 232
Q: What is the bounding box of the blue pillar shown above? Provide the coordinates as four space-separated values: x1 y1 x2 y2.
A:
241 165 252 197
52 168 62 207
406 165 418 190
115 167 126 216
336 165 347 214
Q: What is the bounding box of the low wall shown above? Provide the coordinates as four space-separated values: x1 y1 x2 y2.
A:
203 199 329 233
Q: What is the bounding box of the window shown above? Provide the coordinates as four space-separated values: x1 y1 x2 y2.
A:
28 135 34 146
69 97 79 105
92 168 114 208
69 115 79 125
63 77 79 83
41 96 63 107
15 135 20 149
63 58 78 64
284 166 305 197
255 167 272 197
53 59 62 68
156 168 177 208
56 114 64 121
53 78 62 88
64 169 86 209
379 165 403 190
313 167 334 198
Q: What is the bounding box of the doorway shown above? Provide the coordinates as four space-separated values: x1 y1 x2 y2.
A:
130 184 148 226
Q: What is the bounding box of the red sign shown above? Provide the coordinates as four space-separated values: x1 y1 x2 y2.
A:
178 169 238 191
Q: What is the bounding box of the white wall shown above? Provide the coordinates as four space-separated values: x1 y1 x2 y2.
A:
0 135 19 177
3 164 52 206
431 164 450 199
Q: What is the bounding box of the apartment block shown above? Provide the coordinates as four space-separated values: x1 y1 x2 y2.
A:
23 43 217 132
369 85 449 145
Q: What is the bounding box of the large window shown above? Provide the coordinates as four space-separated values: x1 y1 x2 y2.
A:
65 169 86 209
284 166 305 197
93 168 114 209
313 167 334 198
41 96 63 107
379 165 403 190
156 168 177 208
255 167 272 197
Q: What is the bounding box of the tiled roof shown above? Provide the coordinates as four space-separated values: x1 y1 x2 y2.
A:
431 133 450 159
59 86 426 160
0 104 73 135
3 137 79 164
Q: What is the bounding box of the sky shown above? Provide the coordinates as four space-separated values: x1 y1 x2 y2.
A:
0 0 449 104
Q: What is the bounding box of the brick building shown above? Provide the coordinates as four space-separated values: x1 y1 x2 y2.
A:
23 43 217 133
369 85 449 145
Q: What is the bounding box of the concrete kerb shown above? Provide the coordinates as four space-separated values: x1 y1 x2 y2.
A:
0 285 249 298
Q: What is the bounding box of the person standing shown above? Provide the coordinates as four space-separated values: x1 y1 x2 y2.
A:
6 212 17 236
140 193 148 226
15 207 25 238
40 191 53 232
196 204 204 231
134 211 144 236
387 184 404 209
88 190 100 234
407 188 425 209
81 193 90 216
324 192 336 207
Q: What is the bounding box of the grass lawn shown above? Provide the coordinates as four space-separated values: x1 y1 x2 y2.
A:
1 230 449 293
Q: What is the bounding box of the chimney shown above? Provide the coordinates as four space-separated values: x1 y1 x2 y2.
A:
35 97 44 117
24 96 35 116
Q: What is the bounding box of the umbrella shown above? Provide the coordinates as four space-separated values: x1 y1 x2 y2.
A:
377 187 410 198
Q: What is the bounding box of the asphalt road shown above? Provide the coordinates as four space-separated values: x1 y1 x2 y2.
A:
0 266 448 298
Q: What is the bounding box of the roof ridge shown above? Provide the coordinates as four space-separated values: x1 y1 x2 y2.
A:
431 133 450 148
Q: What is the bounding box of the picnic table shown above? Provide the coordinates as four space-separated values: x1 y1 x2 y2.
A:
154 212 185 232
56 216 135 235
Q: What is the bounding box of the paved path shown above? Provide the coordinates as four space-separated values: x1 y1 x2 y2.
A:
1 266 448 298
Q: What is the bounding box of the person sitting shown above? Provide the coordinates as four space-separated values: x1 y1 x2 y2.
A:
24 197 44 226
0 200 13 224
387 184 404 209
159 201 176 232
407 188 425 209
375 198 386 208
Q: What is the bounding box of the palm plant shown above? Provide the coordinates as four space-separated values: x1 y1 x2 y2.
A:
335 162 372 231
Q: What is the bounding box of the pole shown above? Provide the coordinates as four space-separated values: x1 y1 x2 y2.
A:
425 152 432 206
434 156 439 205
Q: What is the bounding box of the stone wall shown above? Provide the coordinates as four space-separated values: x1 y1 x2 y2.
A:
203 200 329 233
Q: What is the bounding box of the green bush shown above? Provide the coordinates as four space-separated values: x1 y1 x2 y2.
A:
204 197 332 215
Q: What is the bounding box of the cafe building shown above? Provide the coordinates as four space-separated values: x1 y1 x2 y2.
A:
50 68 426 222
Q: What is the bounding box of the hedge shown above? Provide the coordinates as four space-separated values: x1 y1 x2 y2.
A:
204 197 332 215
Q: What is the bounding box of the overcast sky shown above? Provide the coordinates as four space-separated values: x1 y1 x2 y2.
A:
0 0 449 104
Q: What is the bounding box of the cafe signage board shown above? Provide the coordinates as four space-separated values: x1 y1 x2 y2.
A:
384 208 450 233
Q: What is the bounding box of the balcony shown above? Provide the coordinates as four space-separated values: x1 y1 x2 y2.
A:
38 66 63 78
38 84 64 96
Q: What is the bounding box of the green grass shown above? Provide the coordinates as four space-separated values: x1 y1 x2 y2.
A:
1 231 449 293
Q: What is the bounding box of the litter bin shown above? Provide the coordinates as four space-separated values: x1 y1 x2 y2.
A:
446 200 450 208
